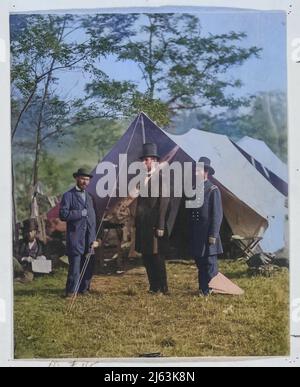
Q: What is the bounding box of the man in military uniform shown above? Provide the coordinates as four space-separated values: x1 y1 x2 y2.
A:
59 168 100 297
135 143 170 294
189 157 223 296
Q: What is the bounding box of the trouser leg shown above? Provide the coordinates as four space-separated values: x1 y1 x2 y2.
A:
154 254 168 293
195 256 218 295
195 257 210 295
207 256 218 283
143 254 158 292
79 254 95 293
66 255 81 294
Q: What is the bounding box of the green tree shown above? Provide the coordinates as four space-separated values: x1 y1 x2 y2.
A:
11 14 135 222
11 14 90 225
70 119 126 162
14 158 33 221
177 91 287 162
87 13 261 126
39 153 74 195
237 91 287 161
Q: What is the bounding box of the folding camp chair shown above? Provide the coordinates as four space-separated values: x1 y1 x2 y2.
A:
230 235 263 260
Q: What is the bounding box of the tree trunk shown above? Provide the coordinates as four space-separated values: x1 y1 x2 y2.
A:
32 72 52 188
12 85 38 140
32 140 41 187
32 16 67 189
148 16 155 100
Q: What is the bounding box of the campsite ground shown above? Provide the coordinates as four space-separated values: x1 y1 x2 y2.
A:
14 260 289 359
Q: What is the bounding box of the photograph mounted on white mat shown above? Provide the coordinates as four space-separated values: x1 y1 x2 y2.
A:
0 299 6 324
3 0 293 363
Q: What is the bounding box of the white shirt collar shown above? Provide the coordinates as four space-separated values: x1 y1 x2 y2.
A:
28 240 37 249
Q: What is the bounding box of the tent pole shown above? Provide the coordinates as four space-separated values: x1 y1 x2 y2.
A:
141 113 146 144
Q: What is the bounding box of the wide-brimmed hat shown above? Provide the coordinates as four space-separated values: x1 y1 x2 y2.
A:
73 168 93 179
199 157 215 176
140 143 160 160
23 218 38 233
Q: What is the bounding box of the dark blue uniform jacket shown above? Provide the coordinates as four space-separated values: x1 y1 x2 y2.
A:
189 180 223 258
59 187 96 256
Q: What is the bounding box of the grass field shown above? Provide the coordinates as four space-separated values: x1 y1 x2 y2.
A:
14 260 289 359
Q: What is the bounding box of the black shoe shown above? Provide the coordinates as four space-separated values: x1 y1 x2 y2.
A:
199 289 213 297
158 286 169 295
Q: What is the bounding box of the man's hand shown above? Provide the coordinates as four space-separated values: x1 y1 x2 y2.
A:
91 240 101 249
156 229 165 238
82 209 88 217
209 236 217 245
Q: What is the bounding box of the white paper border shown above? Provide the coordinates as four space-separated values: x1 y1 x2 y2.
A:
1 0 299 368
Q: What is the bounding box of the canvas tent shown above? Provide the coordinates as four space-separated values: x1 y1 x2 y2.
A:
86 113 287 255
237 136 288 183
166 128 287 254
234 136 288 197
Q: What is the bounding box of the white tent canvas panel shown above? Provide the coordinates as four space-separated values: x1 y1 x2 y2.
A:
237 136 288 183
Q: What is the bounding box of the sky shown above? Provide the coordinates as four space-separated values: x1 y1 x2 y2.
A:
52 9 287 102
195 10 287 96
10 9 287 105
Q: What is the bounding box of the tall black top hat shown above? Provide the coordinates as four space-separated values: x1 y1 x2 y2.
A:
199 157 215 176
73 168 93 179
140 143 160 160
